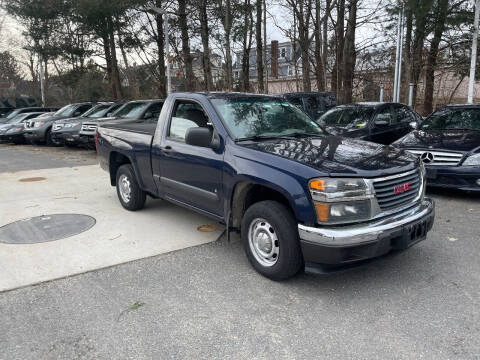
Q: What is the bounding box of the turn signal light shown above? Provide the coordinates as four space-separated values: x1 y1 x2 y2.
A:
314 202 329 222
310 179 325 191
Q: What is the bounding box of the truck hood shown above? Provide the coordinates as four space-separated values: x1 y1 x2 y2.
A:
394 129 480 153
241 135 417 177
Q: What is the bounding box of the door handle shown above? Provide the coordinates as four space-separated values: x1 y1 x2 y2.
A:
161 145 173 153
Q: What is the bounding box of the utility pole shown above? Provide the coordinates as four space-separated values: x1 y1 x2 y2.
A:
263 0 268 93
38 55 45 107
148 7 171 95
396 7 404 102
393 7 404 103
468 0 480 103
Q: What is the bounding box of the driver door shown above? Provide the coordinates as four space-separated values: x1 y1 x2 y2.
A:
155 99 224 218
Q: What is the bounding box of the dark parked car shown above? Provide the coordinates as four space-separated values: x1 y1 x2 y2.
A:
0 112 47 144
79 99 164 146
282 92 338 119
23 103 95 145
393 104 480 192
0 107 58 123
318 102 422 145
51 102 125 147
96 92 435 280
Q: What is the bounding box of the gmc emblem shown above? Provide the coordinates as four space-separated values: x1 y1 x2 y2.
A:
394 182 412 195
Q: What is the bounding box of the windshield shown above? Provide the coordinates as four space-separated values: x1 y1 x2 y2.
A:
318 107 374 128
85 105 112 118
421 108 480 130
114 102 149 119
6 109 22 119
211 97 323 139
7 113 29 124
54 104 76 117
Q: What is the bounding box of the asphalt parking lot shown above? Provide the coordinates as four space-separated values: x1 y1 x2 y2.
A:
0 143 479 359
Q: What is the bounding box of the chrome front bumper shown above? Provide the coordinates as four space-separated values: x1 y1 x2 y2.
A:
298 198 435 247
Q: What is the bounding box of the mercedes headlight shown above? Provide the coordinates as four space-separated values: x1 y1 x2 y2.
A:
309 178 375 224
463 154 480 166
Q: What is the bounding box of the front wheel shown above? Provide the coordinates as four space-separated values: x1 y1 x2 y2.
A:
116 164 146 211
241 200 303 280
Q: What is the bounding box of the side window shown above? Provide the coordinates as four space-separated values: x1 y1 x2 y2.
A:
394 106 414 123
76 104 93 116
168 100 211 142
144 102 163 121
374 107 394 125
286 96 303 109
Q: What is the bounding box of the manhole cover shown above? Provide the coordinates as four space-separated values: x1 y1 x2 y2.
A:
0 214 96 244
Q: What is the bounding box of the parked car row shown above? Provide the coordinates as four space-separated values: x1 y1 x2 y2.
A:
0 99 165 148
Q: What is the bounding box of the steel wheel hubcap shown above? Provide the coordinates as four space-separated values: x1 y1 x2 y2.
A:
248 218 279 267
119 174 132 203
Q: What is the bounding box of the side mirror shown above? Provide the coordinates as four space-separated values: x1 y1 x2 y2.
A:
409 121 418 129
374 119 388 126
73 110 82 117
185 127 215 148
144 111 153 119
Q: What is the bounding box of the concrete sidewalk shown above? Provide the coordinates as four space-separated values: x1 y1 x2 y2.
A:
0 165 224 292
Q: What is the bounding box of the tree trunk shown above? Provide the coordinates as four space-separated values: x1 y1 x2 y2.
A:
154 1 167 98
101 31 115 98
107 16 122 99
323 0 330 90
315 0 325 91
256 0 264 93
116 17 136 97
410 0 434 107
241 0 253 91
178 0 194 91
335 0 345 102
297 0 312 91
423 0 449 114
199 0 214 90
342 0 357 103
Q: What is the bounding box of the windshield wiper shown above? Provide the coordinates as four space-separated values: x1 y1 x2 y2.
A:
235 132 323 142
235 135 288 142
282 132 323 138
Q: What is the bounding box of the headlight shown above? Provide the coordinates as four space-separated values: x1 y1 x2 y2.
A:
34 121 44 128
6 127 23 133
309 178 374 224
463 154 480 166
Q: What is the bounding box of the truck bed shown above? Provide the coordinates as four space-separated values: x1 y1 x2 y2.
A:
101 121 157 136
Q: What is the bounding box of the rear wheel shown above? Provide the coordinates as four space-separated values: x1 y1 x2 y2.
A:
116 164 146 211
241 200 303 280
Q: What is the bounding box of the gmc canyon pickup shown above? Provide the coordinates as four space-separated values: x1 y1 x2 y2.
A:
97 92 435 280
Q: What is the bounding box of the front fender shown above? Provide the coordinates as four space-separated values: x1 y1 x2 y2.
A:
225 158 316 225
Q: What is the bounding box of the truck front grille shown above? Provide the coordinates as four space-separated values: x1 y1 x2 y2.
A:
406 150 463 166
372 170 422 211
81 124 97 133
25 121 34 129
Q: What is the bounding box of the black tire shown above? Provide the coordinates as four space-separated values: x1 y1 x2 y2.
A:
241 200 303 280
45 129 59 146
116 164 146 211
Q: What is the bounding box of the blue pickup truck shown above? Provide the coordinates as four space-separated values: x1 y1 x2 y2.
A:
96 92 435 280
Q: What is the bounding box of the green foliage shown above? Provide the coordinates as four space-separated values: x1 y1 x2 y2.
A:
0 51 24 82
